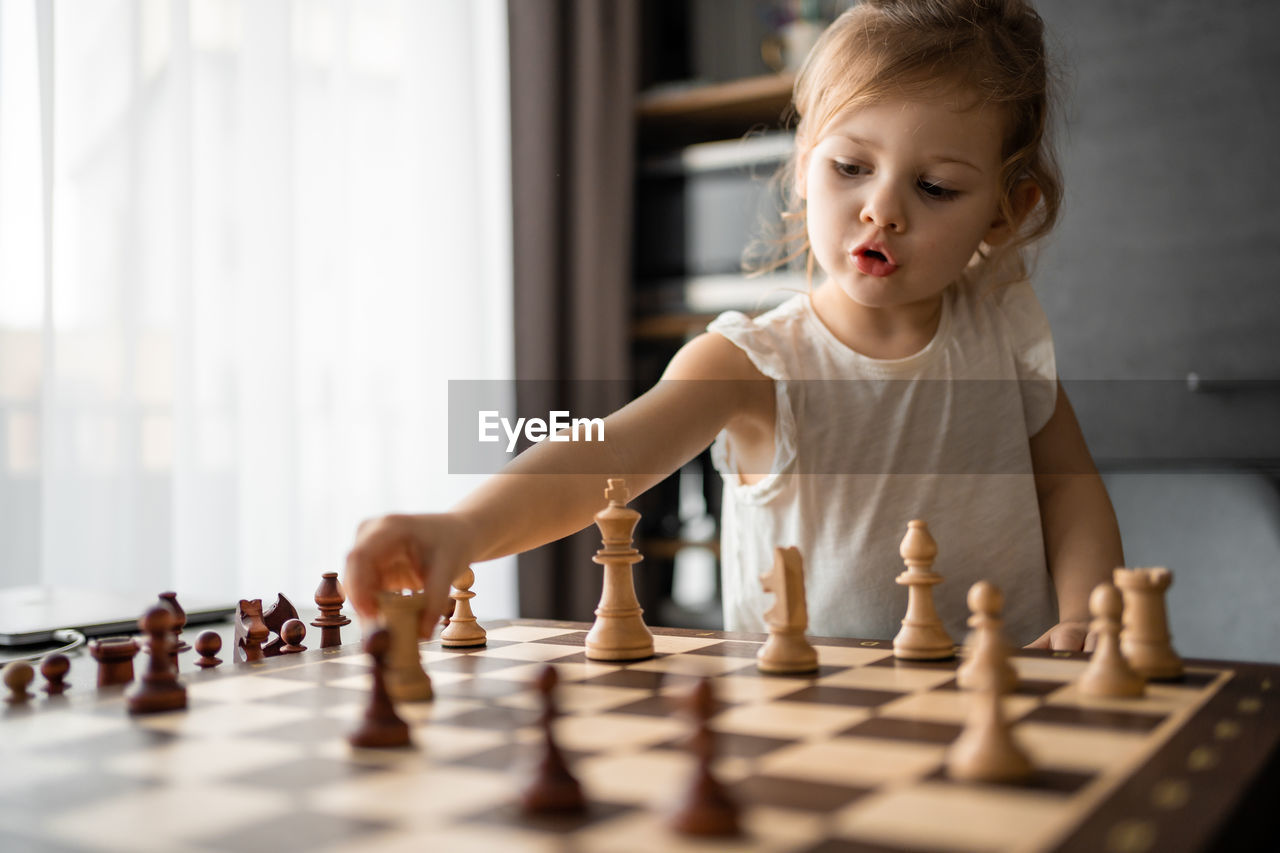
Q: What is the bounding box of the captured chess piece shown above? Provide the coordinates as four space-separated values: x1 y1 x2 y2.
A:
4 661 35 704
1114 567 1183 681
348 628 412 749
312 572 351 649
40 653 70 695
440 568 487 648
956 581 1018 694
757 546 818 674
669 677 741 837
127 605 188 715
195 631 223 668
234 599 270 663
89 636 140 687
893 520 955 660
584 479 654 661
1078 582 1145 699
520 664 586 815
262 593 301 657
279 619 307 654
378 590 433 702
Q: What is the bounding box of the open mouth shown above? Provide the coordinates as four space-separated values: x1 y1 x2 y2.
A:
853 245 898 277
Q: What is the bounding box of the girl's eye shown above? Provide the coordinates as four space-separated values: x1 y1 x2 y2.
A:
833 160 866 178
918 179 959 200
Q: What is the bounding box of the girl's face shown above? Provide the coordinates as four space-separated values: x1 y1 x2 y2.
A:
800 96 1016 313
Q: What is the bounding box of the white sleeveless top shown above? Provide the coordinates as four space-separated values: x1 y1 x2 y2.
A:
708 280 1059 646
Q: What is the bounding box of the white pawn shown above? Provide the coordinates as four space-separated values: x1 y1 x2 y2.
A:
1078 582 1145 699
946 679 1034 783
947 633 1033 785
441 568 487 648
956 581 1018 694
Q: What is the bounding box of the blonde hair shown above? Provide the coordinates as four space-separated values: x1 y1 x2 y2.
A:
746 0 1063 289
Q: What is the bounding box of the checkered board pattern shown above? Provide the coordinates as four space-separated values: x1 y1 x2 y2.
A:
1 620 1276 853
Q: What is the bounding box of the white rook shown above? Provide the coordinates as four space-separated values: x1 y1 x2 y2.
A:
1114 567 1183 681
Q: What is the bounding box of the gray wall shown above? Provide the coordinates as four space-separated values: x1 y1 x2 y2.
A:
1035 1 1280 661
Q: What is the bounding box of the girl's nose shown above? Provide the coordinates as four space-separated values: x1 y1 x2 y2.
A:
860 180 906 232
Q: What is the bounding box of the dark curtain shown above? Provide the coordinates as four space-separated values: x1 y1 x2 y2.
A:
508 0 640 618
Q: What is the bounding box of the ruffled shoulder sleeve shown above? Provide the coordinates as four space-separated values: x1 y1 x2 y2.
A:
993 281 1058 435
706 309 789 382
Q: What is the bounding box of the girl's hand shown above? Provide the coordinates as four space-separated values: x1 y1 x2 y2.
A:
1026 619 1093 652
344 512 478 637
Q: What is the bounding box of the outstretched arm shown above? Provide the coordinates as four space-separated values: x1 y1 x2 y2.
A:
345 332 772 625
1027 383 1124 651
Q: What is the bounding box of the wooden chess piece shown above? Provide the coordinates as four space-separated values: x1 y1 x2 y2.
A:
1114 567 1183 680
584 479 655 661
1079 582 1145 698
956 581 1018 694
4 661 35 704
262 593 301 657
127 606 188 714
348 628 412 749
379 590 433 702
40 653 70 695
312 572 351 649
195 631 223 668
89 636 140 687
669 677 741 837
234 599 269 663
520 665 586 815
757 546 818 674
946 675 1034 783
893 519 955 660
440 568 487 648
279 619 307 654
158 591 190 656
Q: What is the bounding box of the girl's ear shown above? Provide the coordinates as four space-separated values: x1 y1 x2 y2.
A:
985 179 1041 246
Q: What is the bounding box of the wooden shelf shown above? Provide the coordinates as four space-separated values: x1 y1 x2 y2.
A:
636 73 794 150
631 312 721 342
639 537 720 561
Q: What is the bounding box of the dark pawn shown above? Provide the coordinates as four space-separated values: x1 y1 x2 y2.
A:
348 629 411 748
41 653 70 695
4 661 35 703
669 677 740 837
520 664 586 815
127 606 187 715
311 573 351 649
195 631 223 668
280 619 307 654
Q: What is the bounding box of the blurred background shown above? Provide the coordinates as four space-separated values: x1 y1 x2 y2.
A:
1 0 1276 661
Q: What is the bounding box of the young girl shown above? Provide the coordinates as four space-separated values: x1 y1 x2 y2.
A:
345 0 1123 651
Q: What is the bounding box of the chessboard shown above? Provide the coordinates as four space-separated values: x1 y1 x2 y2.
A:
2 620 1277 853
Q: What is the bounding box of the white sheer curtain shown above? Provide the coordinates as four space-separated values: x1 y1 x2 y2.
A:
0 0 516 615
